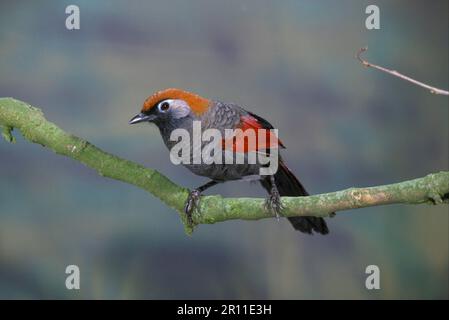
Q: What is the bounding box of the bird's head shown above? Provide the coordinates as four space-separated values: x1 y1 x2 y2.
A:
129 88 211 126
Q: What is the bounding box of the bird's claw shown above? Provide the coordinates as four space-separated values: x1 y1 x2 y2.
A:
264 189 283 220
184 189 201 226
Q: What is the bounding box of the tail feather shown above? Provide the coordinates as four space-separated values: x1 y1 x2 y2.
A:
260 161 330 235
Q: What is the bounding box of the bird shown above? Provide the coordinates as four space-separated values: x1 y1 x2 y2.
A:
129 88 330 234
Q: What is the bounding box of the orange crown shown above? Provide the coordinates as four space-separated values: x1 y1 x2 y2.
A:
142 88 211 115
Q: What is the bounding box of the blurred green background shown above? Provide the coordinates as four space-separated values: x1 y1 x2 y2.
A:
0 0 447 299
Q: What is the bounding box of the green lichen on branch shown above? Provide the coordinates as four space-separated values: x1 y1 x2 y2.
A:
1 97 448 234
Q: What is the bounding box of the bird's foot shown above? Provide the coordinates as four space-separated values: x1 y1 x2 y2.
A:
184 189 201 226
264 188 283 220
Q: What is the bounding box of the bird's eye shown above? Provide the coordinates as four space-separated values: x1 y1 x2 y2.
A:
159 101 170 112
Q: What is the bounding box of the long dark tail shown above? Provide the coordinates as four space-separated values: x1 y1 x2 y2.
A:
260 161 330 235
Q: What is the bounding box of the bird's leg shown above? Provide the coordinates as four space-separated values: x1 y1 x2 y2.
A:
264 175 283 220
184 180 220 226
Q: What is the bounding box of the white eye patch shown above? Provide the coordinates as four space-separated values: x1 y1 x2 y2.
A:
162 99 191 119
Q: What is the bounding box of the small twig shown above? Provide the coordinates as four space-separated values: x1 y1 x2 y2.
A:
357 47 449 96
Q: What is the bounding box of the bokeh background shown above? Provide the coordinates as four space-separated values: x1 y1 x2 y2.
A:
0 0 447 299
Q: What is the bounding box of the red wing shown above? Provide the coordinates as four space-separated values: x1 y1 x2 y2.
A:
222 114 285 153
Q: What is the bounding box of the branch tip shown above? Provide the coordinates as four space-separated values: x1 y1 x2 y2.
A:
1 125 16 143
356 46 370 66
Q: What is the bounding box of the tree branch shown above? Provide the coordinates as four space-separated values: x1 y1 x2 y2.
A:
357 47 449 96
1 98 448 234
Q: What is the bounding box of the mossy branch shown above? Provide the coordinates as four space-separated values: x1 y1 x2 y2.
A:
1 98 448 234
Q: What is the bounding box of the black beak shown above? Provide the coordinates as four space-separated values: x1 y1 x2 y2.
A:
129 113 156 124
